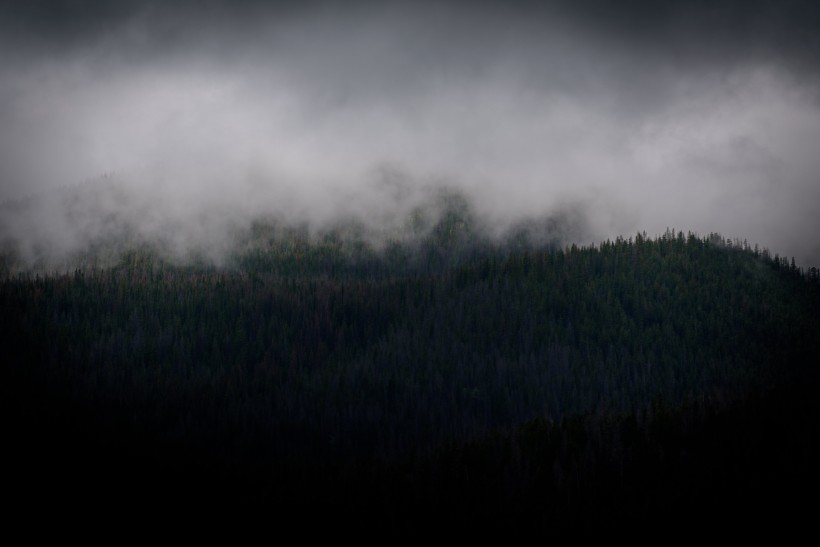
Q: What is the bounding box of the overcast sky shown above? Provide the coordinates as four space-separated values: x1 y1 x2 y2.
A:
1 0 819 265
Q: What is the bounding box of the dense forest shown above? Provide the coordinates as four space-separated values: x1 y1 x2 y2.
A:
2 197 819 531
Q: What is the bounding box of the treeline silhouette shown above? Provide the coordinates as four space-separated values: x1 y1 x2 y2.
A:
2 209 818 530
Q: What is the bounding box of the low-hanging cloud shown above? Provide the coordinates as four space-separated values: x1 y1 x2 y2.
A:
1 1 819 267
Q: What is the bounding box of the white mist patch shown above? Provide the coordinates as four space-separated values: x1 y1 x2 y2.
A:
625 68 820 263
1 6 819 267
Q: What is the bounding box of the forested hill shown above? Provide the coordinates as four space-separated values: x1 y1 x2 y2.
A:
2 227 819 530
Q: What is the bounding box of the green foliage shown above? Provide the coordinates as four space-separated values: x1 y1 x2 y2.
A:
2 225 818 528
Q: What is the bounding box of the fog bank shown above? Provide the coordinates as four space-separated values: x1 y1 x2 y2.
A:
2 1 819 266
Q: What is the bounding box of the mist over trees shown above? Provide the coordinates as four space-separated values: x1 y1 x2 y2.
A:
3 0 820 530
3 194 818 529
3 2 820 268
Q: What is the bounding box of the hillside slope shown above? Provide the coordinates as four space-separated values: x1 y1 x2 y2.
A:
2 223 818 529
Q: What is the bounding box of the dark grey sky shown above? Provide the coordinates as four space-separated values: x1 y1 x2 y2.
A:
1 0 819 265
